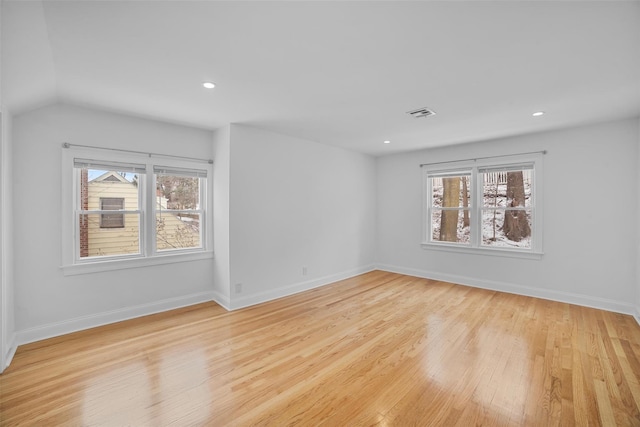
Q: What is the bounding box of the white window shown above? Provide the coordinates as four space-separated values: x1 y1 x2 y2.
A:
422 153 543 257
62 146 213 274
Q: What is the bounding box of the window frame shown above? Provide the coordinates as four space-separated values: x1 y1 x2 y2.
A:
422 153 543 259
61 146 214 275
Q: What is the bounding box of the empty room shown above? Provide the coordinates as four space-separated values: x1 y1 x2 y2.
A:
1 1 640 425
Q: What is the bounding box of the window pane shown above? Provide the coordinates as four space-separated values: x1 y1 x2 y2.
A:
79 213 140 258
80 168 140 212
482 170 532 208
155 174 202 251
481 209 531 248
156 175 200 211
81 169 140 199
431 209 470 244
431 176 471 208
156 213 201 250
100 197 124 228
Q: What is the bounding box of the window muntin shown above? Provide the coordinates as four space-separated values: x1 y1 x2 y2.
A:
423 155 542 255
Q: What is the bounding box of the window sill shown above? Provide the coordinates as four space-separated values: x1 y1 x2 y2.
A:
420 243 543 260
61 251 214 276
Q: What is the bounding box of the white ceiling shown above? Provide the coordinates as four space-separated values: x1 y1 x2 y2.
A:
2 1 640 156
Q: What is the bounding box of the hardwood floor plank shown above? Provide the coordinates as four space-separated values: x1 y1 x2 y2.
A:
2 271 640 426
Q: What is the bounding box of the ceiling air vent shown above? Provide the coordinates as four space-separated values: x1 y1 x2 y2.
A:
407 107 436 118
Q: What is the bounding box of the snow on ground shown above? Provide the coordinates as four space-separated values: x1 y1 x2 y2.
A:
430 178 532 248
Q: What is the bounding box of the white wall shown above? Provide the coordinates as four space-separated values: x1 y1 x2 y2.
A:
377 118 639 314
1 108 17 371
12 103 216 343
212 125 231 308
636 117 640 323
227 124 376 309
1 1 18 367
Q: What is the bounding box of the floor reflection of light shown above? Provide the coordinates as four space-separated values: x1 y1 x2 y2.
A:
377 412 389 427
422 314 529 423
80 348 212 425
81 361 152 426
157 348 212 425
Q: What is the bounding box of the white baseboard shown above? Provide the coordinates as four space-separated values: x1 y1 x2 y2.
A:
12 264 376 348
15 291 216 346
211 290 231 311
2 333 17 373
228 264 377 310
634 306 640 327
377 264 636 316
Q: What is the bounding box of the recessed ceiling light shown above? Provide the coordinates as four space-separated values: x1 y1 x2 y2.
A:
532 111 545 117
383 140 391 144
203 82 215 89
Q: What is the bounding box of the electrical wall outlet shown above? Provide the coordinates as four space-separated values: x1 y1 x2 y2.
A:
235 283 242 293
302 266 308 276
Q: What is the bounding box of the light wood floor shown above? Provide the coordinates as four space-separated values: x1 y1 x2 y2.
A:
2 271 640 426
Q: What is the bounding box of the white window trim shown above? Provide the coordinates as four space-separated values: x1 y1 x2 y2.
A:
61 146 213 275
421 153 544 257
